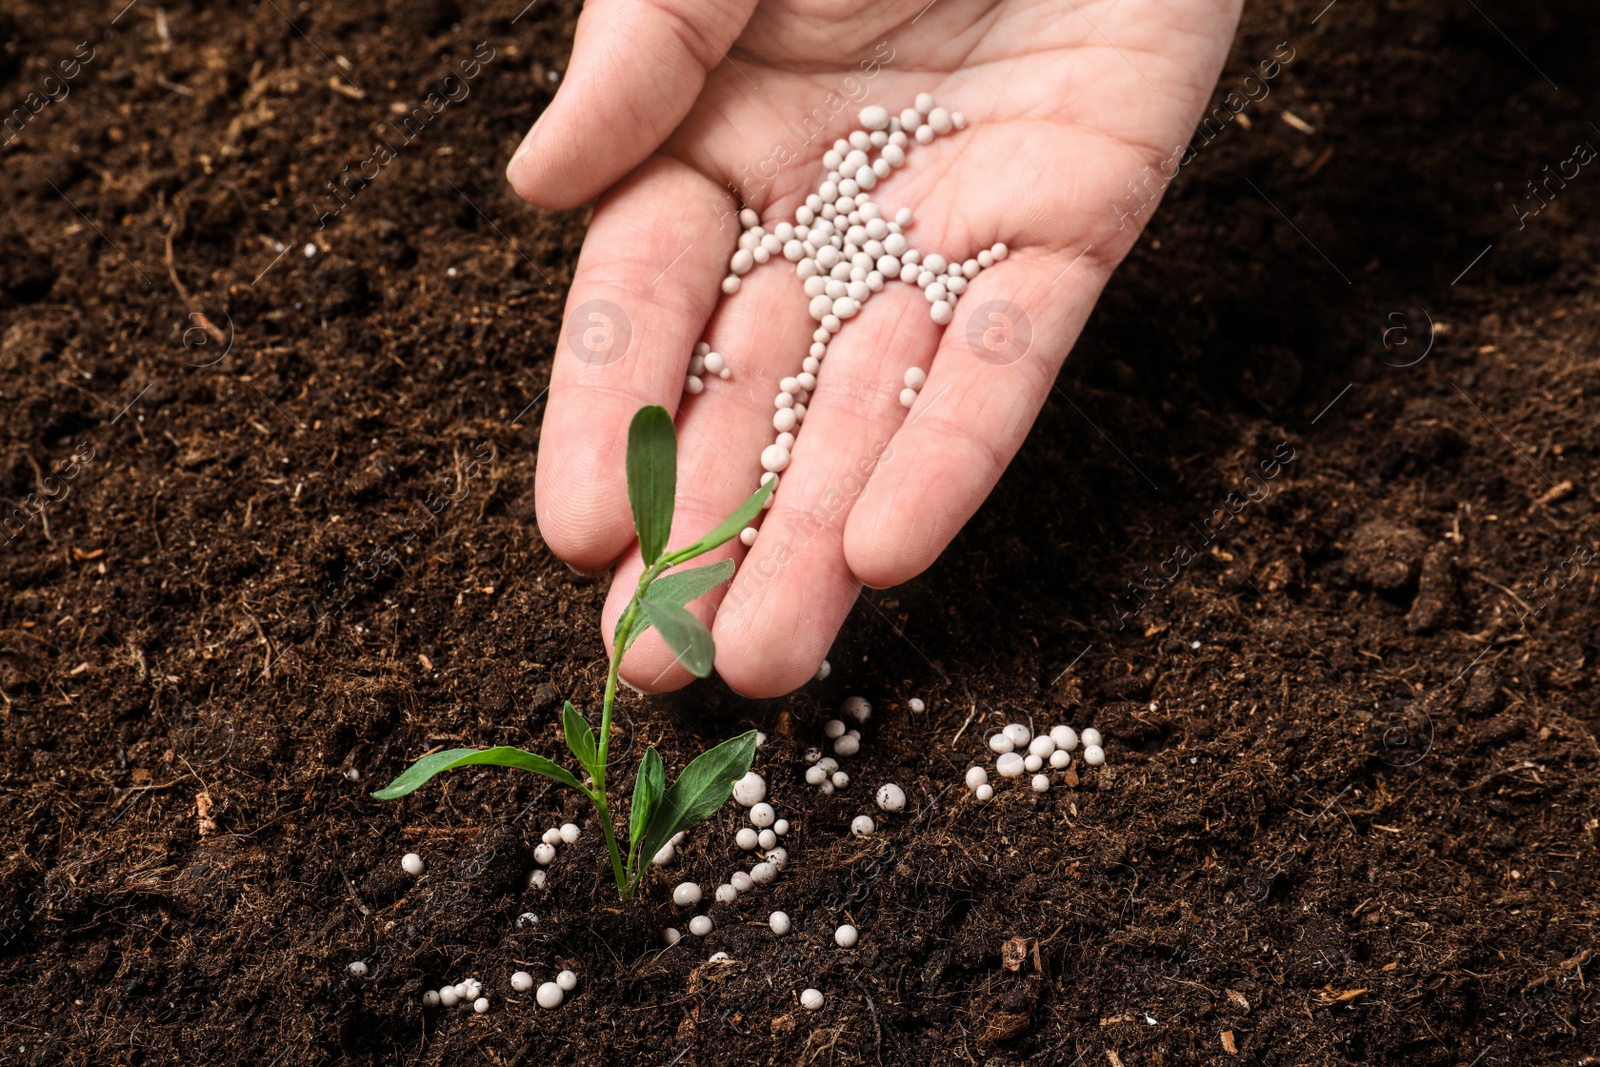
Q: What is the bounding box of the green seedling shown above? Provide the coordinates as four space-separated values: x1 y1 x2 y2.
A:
372 405 770 901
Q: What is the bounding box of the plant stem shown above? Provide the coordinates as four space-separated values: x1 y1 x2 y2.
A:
597 559 666 899
595 595 638 899
594 789 629 899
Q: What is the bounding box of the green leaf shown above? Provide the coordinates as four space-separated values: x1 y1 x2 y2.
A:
618 561 735 655
629 747 665 852
639 600 715 678
614 602 654 655
626 406 676 565
614 609 641 651
370 746 584 800
562 701 599 778
664 482 771 565
639 731 759 870
619 616 647 652
644 559 735 610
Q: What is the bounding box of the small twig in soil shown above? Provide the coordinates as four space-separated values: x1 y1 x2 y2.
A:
1472 571 1536 618
148 484 165 553
1523 945 1592 992
1466 760 1543 791
1162 974 1218 998
239 611 274 682
110 773 195 808
163 220 228 345
1530 479 1574 509
855 983 885 1061
951 702 976 745
800 1025 845 1065
23 454 53 543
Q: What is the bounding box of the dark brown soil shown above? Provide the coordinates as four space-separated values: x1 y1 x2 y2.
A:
2 0 1598 1065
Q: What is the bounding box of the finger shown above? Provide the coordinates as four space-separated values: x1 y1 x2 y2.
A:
533 157 728 571
843 250 1116 589
600 251 817 692
711 285 945 698
506 0 759 209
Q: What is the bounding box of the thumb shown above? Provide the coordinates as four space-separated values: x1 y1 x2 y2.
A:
506 0 758 209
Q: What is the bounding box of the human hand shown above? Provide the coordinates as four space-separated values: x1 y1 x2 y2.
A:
508 0 1244 697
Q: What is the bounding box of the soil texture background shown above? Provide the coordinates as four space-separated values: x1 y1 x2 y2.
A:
1 0 1598 1065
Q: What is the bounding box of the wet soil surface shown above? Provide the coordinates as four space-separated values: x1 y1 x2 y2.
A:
2 0 1598 1064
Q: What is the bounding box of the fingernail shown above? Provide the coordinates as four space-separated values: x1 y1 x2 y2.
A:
510 110 548 164
566 561 608 579
507 142 532 183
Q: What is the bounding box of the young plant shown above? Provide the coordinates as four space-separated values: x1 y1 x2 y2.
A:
371 406 771 901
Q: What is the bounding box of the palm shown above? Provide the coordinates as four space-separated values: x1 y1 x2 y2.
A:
511 0 1242 696
687 0 1219 256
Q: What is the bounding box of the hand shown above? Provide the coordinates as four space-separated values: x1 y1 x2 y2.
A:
508 0 1244 697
